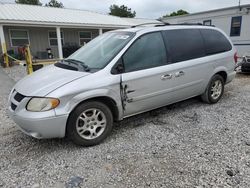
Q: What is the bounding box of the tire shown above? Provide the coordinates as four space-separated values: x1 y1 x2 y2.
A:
66 101 113 146
201 74 225 104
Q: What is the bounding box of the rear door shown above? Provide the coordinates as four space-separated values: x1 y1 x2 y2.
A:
120 32 174 117
162 29 213 102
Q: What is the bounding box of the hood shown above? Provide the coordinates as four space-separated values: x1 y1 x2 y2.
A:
14 65 90 96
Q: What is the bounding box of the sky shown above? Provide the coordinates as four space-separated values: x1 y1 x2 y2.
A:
1 0 250 19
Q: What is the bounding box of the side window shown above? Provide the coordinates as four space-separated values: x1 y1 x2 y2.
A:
164 29 206 63
10 30 29 47
230 16 242 37
123 32 167 73
200 29 232 55
79 31 92 46
48 31 64 46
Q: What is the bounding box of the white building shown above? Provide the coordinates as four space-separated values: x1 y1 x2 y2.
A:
0 3 159 59
163 4 250 56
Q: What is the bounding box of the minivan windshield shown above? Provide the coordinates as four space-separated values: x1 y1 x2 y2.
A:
67 31 135 70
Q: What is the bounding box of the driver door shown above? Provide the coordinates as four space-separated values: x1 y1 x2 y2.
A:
120 32 174 117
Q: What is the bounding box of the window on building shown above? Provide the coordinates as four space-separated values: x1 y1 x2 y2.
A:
48 31 64 46
164 29 206 63
203 20 212 26
123 32 167 72
79 31 92 46
200 29 232 55
230 16 242 37
10 30 29 47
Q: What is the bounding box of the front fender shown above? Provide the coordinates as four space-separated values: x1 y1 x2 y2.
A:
56 88 123 120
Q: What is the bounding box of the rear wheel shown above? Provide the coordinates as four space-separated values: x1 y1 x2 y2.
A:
201 74 225 104
67 101 113 146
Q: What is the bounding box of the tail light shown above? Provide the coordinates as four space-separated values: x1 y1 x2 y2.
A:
234 52 238 64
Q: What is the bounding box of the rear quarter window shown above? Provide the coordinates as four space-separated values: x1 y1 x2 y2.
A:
164 29 206 63
200 29 232 55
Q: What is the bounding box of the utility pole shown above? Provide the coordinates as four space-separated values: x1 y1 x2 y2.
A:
239 0 242 10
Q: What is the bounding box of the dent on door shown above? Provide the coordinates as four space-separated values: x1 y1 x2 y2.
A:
120 67 176 117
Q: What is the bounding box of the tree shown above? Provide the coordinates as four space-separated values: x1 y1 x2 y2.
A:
15 0 42 5
161 9 189 19
45 0 64 8
169 9 189 16
109 4 136 18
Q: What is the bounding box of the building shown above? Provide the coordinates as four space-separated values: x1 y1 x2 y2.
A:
163 4 250 56
0 3 159 59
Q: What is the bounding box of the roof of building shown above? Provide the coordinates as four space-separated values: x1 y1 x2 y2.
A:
164 4 250 20
0 3 160 28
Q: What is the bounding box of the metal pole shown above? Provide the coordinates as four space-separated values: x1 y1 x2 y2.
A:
239 0 242 10
56 27 63 59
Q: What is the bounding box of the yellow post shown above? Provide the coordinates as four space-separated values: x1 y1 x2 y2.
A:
0 25 9 67
2 42 9 67
25 45 33 74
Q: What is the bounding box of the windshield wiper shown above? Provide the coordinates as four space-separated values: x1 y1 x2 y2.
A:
64 59 90 72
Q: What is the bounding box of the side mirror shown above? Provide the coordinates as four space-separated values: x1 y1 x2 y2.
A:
111 59 124 74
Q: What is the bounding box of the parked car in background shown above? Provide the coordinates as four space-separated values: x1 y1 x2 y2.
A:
235 55 250 73
241 56 250 73
8 24 236 146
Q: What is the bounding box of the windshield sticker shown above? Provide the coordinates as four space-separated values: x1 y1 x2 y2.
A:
114 35 130 40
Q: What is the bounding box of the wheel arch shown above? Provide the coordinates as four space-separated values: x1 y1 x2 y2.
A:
72 96 120 121
213 67 228 83
215 71 227 83
65 94 119 146
66 89 123 122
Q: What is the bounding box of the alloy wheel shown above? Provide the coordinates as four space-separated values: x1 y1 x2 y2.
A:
210 80 223 100
76 108 107 140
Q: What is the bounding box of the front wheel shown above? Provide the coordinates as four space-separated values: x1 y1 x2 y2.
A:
67 101 113 146
201 74 225 104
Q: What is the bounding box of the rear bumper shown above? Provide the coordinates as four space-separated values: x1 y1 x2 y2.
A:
9 110 68 139
226 71 236 84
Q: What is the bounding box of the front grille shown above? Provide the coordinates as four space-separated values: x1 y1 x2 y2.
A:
11 103 17 111
10 91 26 111
14 92 26 102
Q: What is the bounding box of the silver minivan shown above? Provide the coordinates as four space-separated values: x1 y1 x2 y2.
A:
8 25 236 146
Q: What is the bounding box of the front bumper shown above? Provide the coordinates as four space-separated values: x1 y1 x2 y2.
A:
8 89 68 139
10 112 68 139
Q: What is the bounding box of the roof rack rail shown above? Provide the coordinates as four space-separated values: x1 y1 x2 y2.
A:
173 23 216 27
131 22 216 28
156 22 216 27
131 22 168 28
169 22 203 26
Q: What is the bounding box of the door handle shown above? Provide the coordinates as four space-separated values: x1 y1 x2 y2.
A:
161 74 172 80
175 71 185 77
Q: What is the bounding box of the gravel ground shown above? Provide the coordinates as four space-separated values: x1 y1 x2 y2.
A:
2 64 27 82
1 66 250 188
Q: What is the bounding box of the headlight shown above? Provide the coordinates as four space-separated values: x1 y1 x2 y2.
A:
26 97 60 112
